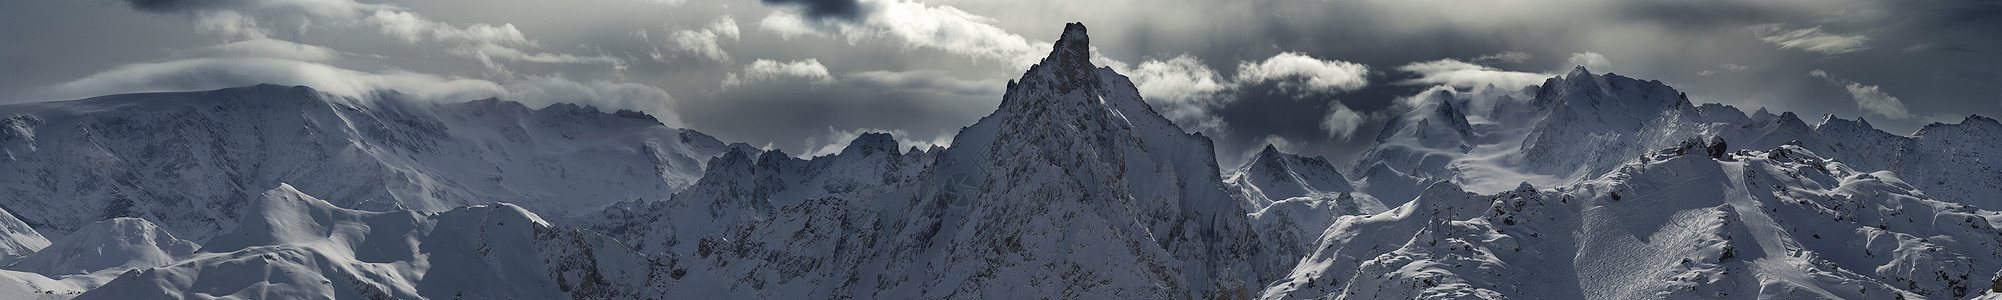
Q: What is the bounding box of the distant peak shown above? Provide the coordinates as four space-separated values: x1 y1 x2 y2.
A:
842 132 901 156
1966 114 1997 125
1250 144 1285 161
1565 65 1593 79
1778 111 1801 122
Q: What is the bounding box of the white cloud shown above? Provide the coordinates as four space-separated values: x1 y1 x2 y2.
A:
801 127 953 158
1320 103 1367 140
367 10 529 46
842 70 1003 96
194 11 269 40
167 0 532 47
1748 24 1870 55
1565 52 1612 72
1395 59 1553 89
457 44 623 65
1236 52 1371 95
37 57 683 126
1808 69 1912 119
180 39 342 62
1130 54 1232 135
756 0 1041 67
141 0 613 78
724 59 834 88
670 16 741 61
1698 63 1750 76
1472 51 1532 64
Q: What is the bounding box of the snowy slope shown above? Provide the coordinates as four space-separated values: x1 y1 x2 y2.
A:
75 184 680 299
0 206 48 263
0 217 196 299
1265 142 2002 299
0 85 744 241
7 218 195 277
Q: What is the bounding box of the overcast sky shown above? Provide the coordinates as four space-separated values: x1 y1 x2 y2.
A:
3 0 1998 168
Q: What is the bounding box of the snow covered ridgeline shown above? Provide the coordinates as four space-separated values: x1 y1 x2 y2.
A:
1265 142 2002 299
0 84 746 242
1350 67 2002 211
70 184 680 299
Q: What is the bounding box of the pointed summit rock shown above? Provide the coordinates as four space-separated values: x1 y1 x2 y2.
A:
913 22 1267 298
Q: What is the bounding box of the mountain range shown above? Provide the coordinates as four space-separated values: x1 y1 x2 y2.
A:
0 23 1998 299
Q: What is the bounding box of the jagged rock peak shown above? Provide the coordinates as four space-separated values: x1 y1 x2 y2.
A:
1049 22 1092 69
1815 114 1873 131
1006 22 1104 99
842 132 901 156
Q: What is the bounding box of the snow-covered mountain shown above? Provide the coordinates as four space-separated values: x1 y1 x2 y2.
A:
580 23 1270 299
1265 142 2002 299
1228 145 1387 286
0 85 746 241
1 22 2000 299
74 184 679 299
1351 67 2002 211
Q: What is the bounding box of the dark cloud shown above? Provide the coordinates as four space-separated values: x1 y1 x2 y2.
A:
762 0 863 20
7 0 2002 168
123 0 233 13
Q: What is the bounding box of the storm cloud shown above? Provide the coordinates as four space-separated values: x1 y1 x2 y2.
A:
4 0 2000 167
762 0 864 20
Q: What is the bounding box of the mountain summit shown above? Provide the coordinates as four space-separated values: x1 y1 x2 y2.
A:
569 22 1272 299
